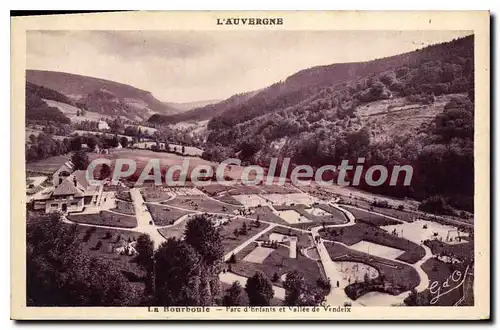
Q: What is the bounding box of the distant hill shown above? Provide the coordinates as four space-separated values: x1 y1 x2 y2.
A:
164 99 221 113
148 91 258 125
26 70 179 120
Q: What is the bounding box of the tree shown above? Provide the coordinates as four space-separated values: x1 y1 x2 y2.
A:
99 163 112 180
27 213 139 306
283 270 308 306
181 145 186 154
184 215 224 267
222 281 245 306
71 150 90 170
228 253 237 264
245 272 274 306
135 234 154 272
154 238 203 306
70 136 83 151
86 136 97 151
120 136 129 148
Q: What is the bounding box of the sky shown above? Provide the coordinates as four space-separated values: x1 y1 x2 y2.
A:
27 30 472 103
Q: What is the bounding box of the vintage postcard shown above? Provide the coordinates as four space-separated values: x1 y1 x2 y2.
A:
11 11 490 320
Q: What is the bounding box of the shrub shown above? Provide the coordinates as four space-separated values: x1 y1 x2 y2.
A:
94 240 103 250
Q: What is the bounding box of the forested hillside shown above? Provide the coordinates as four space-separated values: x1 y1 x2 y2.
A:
148 91 259 125
201 35 475 213
26 70 179 120
26 82 71 124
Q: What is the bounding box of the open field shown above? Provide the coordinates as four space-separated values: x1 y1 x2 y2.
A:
341 205 402 226
132 141 203 156
320 223 425 264
163 195 239 214
67 210 137 228
324 241 420 300
26 155 71 174
87 148 217 178
146 203 193 226
111 200 135 215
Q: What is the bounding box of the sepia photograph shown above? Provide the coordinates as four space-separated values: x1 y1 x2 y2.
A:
10 11 490 320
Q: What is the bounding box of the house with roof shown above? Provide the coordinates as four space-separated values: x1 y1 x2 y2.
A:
34 162 104 213
98 120 110 131
52 161 75 186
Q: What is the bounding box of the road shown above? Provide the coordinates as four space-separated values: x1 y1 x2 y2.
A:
129 188 167 248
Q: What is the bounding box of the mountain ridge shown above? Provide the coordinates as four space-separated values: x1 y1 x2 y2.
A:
26 70 180 120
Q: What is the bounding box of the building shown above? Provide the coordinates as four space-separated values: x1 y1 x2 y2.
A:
98 120 110 131
33 163 103 213
52 161 75 186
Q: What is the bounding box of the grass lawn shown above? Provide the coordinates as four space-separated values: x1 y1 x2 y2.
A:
419 257 473 306
230 242 327 294
141 187 173 202
26 155 71 175
424 240 474 262
146 203 194 226
72 225 145 282
340 205 402 226
248 206 289 225
213 195 243 206
199 184 231 196
218 217 271 254
163 195 239 214
157 217 190 240
111 200 135 215
317 204 350 223
258 184 299 194
67 210 137 228
228 185 263 195
320 223 425 264
116 190 133 202
324 241 420 299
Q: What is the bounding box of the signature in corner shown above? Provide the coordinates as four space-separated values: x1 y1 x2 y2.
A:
429 264 471 305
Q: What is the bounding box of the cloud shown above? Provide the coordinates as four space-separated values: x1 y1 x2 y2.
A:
26 30 472 103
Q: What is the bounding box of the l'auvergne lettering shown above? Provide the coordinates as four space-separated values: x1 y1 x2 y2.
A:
216 17 284 26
